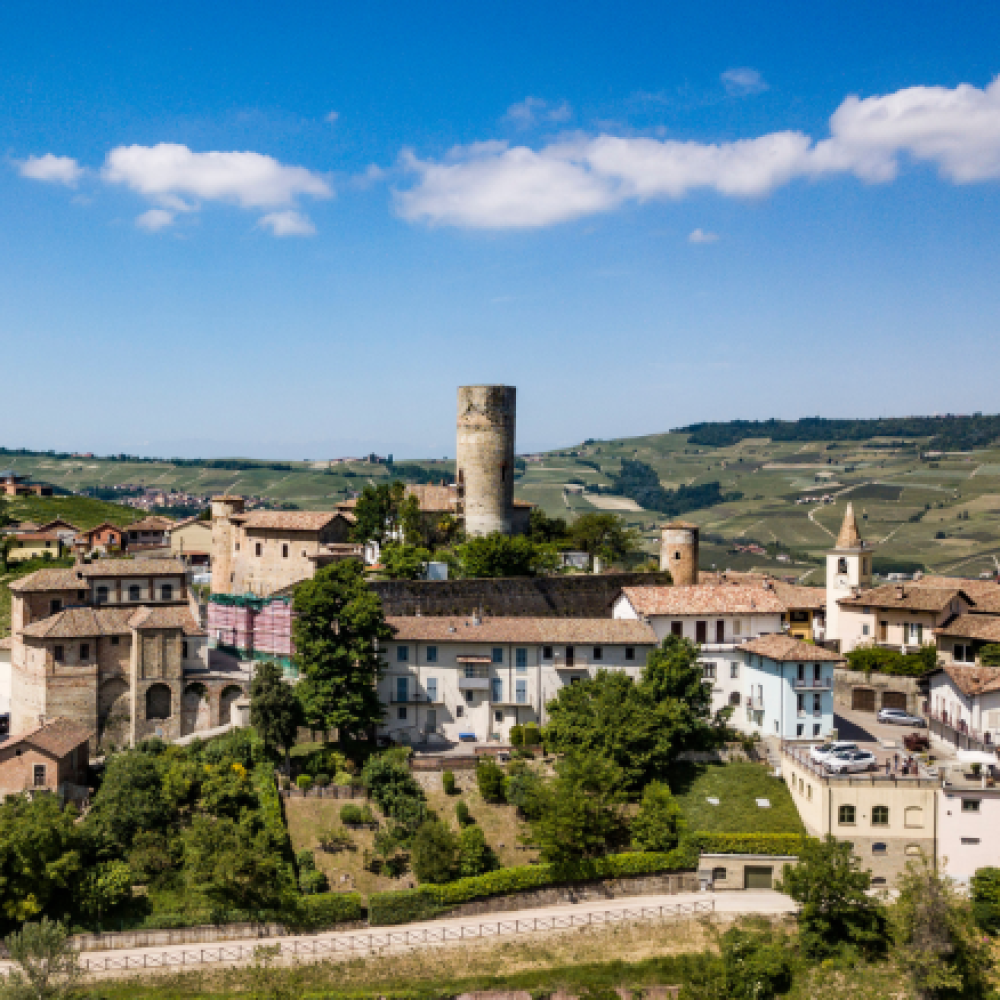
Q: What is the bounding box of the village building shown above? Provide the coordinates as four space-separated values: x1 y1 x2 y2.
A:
124 514 175 552
5 530 64 563
379 615 659 745
6 559 248 749
76 521 126 554
0 717 91 800
936 766 1000 884
168 514 212 567
0 470 53 496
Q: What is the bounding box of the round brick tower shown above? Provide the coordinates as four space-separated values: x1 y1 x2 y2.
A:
210 495 246 595
456 385 516 537
660 520 699 585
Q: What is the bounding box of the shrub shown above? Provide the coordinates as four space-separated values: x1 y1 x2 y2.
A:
455 800 473 826
340 803 375 826
691 833 804 856
476 758 506 803
369 848 693 924
411 820 460 884
631 781 685 853
297 849 317 871
971 867 1000 931
509 725 524 747
317 828 353 853
296 774 313 792
505 765 542 819
290 892 364 929
442 770 457 795
522 724 541 747
314 773 330 788
459 825 497 878
333 770 353 786
299 868 329 894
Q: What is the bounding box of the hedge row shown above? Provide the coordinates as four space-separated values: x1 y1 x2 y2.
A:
252 761 295 863
290 892 365 929
691 833 805 856
369 848 694 926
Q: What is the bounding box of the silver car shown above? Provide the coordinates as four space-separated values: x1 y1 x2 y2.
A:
877 707 924 727
826 749 878 774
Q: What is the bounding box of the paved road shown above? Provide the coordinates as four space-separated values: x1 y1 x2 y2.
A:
0 891 796 980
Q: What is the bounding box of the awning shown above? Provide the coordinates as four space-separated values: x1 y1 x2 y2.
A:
458 732 477 739
456 656 492 664
957 749 998 765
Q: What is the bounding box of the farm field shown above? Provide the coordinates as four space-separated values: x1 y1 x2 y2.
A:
6 422 1000 578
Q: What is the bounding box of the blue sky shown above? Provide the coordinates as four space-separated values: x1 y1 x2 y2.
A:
3 1 1000 459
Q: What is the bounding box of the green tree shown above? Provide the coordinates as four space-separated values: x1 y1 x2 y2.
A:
504 764 543 819
528 754 627 866
641 635 714 744
475 758 506 803
410 820 459 884
457 533 555 578
84 749 171 857
892 853 992 1000
379 542 432 580
0 919 81 1000
970 865 1000 931
776 835 887 959
630 781 684 852
183 816 292 913
979 644 1000 667
293 560 392 739
568 512 639 563
77 860 133 926
458 825 497 877
0 796 82 925
528 507 569 544
250 660 301 772
399 493 423 545
350 482 407 544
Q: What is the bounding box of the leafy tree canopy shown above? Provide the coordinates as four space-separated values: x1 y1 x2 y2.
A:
293 560 393 738
630 781 685 853
527 507 570 545
567 512 640 562
250 660 301 769
350 481 406 544
411 820 460 884
379 542 432 580
845 644 938 677
456 533 557 578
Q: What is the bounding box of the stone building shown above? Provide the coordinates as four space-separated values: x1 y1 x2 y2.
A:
0 717 91 799
659 520 699 584
7 559 248 749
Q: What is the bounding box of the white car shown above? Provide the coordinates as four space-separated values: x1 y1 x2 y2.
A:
810 741 859 765
825 749 879 774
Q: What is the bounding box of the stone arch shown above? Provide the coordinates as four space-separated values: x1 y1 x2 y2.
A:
219 685 243 726
181 683 211 735
146 683 172 721
98 677 130 745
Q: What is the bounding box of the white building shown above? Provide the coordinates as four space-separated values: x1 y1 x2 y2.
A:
380 616 659 745
925 663 1000 745
737 634 841 741
612 584 785 718
825 503 875 648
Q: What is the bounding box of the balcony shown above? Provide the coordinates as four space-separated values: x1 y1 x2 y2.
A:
458 676 491 691
551 656 589 670
793 677 833 689
746 695 764 710
390 694 443 704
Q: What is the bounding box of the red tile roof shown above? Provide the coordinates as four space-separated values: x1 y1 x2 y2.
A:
233 510 349 532
619 585 786 616
739 634 844 662
386 616 658 644
5 717 92 757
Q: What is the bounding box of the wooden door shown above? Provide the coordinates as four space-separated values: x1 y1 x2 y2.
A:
852 688 876 713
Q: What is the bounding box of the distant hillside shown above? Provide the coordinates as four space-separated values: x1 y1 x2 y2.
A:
676 414 1000 452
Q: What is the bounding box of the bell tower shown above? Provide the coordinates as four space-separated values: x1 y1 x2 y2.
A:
825 502 873 649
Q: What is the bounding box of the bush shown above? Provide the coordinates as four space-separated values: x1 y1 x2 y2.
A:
509 725 524 747
504 765 542 819
299 868 329 894
631 781 684 853
314 773 330 788
411 820 460 884
333 770 353 786
476 758 506 803
455 800 473 826
458 825 497 878
971 867 1000 931
369 848 694 924
296 774 313 792
290 892 364 929
317 828 353 853
442 770 457 795
340 803 375 826
691 833 804 856
522 724 541 747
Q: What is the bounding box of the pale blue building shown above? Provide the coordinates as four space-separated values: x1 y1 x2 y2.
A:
737 634 843 741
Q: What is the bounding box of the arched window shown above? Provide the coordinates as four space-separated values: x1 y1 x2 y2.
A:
145 684 172 721
872 843 887 855
128 584 141 601
160 584 173 600
872 806 889 826
838 805 856 825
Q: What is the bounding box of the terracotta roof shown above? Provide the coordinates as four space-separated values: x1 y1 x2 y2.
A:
81 521 124 537
739 634 844 662
126 516 175 532
128 606 205 635
15 521 40 531
234 510 348 532
386 616 659 645
934 614 1000 643
20 606 135 639
912 575 1000 614
5 718 93 757
619 585 786 616
168 515 211 531
835 503 864 549
36 520 79 532
11 532 62 542
80 558 186 578
8 568 87 593
838 584 969 612
938 664 1000 697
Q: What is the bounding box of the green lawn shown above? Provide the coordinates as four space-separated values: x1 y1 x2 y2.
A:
668 762 804 836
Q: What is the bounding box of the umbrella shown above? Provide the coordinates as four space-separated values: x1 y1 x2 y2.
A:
957 749 998 765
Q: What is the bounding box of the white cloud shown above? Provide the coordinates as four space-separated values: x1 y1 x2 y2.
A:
721 67 769 97
325 111 340 124
503 97 573 127
688 228 719 243
136 208 175 232
258 210 317 237
398 76 1000 229
395 145 617 228
19 154 83 186
103 143 332 208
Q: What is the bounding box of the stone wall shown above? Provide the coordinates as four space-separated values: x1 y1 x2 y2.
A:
833 668 924 716
371 572 673 618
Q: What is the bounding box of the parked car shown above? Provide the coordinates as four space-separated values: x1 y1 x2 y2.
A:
877 707 925 727
903 732 931 752
826 749 879 774
810 741 859 764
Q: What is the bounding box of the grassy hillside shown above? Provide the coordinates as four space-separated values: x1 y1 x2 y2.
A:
6 414 1000 577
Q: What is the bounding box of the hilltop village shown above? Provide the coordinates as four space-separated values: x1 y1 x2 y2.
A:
2 386 1000 994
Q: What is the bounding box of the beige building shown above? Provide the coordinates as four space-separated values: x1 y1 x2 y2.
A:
169 515 213 564
6 531 64 564
7 559 248 749
781 746 938 886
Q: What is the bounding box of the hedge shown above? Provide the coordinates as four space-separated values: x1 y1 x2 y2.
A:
253 761 295 863
369 847 694 925
290 892 365 929
691 833 805 856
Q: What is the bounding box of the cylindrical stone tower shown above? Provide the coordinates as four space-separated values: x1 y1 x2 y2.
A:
660 520 699 585
456 385 516 537
210 495 245 595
